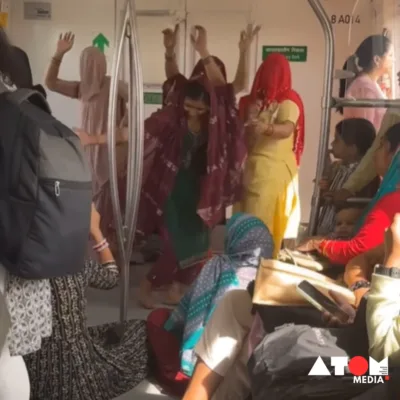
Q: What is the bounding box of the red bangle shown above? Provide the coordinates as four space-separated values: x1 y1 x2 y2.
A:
93 238 109 252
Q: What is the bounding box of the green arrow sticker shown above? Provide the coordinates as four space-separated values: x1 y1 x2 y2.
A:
92 33 109 53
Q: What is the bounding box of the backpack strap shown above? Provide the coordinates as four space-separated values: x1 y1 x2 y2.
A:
7 88 51 114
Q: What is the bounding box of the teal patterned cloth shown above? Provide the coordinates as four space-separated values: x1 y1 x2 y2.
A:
355 149 400 232
163 213 274 376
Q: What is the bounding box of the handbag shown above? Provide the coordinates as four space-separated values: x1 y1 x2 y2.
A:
252 259 355 307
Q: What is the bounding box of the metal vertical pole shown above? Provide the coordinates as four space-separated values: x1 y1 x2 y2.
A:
107 4 129 323
124 0 144 291
307 0 335 235
107 0 144 323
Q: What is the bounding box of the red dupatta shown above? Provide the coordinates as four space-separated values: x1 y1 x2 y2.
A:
138 63 246 235
239 53 305 165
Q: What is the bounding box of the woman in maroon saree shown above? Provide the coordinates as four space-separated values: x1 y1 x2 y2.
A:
135 26 248 308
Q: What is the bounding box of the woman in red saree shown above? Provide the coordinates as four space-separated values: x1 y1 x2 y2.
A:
136 26 247 308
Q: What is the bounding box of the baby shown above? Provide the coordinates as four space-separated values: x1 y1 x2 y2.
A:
330 206 364 240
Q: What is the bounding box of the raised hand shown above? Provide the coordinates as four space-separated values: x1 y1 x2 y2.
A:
239 23 261 53
56 32 74 56
190 25 208 55
162 24 179 51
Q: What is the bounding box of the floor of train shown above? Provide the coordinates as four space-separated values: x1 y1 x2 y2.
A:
85 226 226 399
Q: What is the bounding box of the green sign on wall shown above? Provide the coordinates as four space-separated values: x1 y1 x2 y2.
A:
144 92 163 105
262 46 308 62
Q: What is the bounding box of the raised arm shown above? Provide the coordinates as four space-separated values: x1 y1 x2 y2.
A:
191 26 226 86
163 25 180 80
232 24 260 95
45 32 79 98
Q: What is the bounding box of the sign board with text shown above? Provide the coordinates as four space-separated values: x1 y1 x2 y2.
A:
24 1 51 20
262 46 308 62
144 92 162 105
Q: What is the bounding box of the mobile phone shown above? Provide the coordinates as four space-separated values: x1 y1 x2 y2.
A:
296 280 350 323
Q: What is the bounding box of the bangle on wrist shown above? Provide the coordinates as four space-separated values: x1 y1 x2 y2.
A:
93 238 109 253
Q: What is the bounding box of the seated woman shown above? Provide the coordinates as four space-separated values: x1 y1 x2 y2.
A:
297 122 400 265
147 213 273 388
23 204 148 400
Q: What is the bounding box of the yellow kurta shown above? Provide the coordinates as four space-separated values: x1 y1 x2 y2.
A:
234 100 301 256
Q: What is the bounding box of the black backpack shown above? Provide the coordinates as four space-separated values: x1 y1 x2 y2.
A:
0 87 92 279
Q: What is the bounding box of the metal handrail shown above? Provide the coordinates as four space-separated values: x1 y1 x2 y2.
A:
346 197 372 204
107 0 144 323
332 98 400 109
307 0 334 236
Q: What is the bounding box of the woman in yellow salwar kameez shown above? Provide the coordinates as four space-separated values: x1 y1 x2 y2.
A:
234 53 305 255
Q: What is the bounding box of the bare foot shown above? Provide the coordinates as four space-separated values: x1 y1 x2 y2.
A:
138 278 155 309
164 282 185 305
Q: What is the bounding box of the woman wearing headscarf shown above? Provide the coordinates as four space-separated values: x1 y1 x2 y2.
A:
76 27 247 309
234 53 305 254
146 213 273 396
45 32 128 241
